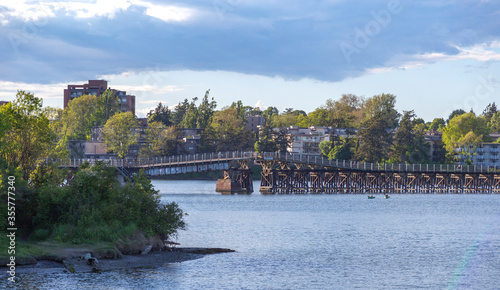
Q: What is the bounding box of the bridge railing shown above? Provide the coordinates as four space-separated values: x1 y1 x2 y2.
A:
51 151 498 174
266 152 498 173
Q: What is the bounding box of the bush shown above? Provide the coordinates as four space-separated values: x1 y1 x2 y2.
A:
30 163 186 244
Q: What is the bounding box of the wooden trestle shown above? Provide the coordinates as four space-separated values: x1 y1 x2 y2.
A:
259 167 500 194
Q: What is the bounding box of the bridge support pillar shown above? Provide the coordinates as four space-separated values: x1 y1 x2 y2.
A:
216 169 253 194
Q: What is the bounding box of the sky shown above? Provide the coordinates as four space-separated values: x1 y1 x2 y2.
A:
0 0 500 122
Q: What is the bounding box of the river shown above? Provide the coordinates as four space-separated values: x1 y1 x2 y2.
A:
13 180 500 289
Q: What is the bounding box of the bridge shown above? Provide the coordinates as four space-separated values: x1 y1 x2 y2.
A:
57 151 500 194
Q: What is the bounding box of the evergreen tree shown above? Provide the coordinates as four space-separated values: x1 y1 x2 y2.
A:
354 113 392 163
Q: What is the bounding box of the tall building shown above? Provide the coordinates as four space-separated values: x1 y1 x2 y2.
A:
63 80 135 115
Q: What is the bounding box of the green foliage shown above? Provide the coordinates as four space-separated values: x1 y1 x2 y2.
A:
171 91 217 129
442 112 488 162
392 111 430 164
102 112 140 158
31 164 186 243
0 91 55 179
254 125 278 153
355 113 393 163
139 122 182 157
95 89 120 124
147 102 172 126
428 118 446 131
488 111 500 133
446 109 466 124
319 140 333 157
200 107 254 152
362 93 400 129
324 94 364 128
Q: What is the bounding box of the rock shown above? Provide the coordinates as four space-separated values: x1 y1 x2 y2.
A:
141 245 153 255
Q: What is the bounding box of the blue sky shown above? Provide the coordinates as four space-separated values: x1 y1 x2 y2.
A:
0 0 499 121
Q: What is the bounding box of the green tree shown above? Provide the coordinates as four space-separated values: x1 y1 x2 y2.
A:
56 94 99 141
362 93 400 129
446 109 466 124
392 111 430 163
488 111 500 133
274 127 291 153
319 140 333 157
324 94 364 128
428 118 446 131
0 91 55 179
442 112 488 162
102 112 140 158
254 125 278 153
456 131 482 165
200 107 254 152
482 102 497 123
139 122 181 157
95 89 120 125
196 90 217 129
147 102 172 126
354 113 392 163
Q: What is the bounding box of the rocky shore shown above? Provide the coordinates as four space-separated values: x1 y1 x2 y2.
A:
10 247 235 275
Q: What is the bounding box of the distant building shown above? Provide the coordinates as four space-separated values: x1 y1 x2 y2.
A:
63 80 135 115
286 126 332 156
467 143 500 167
424 130 445 163
245 115 266 136
68 140 109 159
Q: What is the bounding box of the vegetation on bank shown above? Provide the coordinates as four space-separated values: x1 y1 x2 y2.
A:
0 159 186 250
0 91 186 251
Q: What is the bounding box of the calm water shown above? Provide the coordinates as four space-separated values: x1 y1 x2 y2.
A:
12 180 500 289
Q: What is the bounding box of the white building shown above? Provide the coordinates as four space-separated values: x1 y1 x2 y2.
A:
471 143 500 167
287 126 332 155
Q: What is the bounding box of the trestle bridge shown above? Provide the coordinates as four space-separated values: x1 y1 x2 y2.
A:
58 151 500 194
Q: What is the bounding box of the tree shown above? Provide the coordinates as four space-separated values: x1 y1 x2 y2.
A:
139 122 182 157
392 110 430 163
200 107 254 152
354 113 392 163
442 112 488 162
362 93 400 129
274 127 291 153
428 118 446 131
102 112 140 158
147 102 172 126
254 125 278 153
446 109 466 124
482 102 497 123
456 131 482 165
324 94 364 128
319 140 333 157
57 94 99 141
0 91 55 179
488 111 500 133
95 89 120 125
196 90 217 129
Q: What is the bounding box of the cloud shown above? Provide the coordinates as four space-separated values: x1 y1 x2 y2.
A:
0 0 499 85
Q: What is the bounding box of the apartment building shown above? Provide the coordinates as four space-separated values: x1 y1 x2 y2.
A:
287 126 332 155
63 80 135 115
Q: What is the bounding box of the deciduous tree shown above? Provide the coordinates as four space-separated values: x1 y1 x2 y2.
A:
102 112 140 158
0 91 55 179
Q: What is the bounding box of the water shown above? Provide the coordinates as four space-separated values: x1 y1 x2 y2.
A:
11 180 500 289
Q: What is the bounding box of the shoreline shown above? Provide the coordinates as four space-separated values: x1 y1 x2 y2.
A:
6 247 235 275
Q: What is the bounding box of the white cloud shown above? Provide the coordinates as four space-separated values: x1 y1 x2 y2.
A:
366 43 500 75
0 0 194 22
